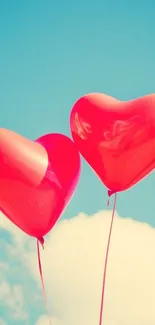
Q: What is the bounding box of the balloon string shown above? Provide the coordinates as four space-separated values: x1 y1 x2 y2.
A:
37 239 52 325
99 193 117 325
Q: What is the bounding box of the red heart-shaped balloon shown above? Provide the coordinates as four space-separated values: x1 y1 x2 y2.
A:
0 129 81 239
70 93 155 193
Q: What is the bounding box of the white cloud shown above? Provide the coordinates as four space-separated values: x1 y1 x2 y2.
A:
33 211 155 325
0 319 7 325
2 209 155 324
0 214 28 321
0 281 27 320
35 315 63 325
0 212 27 245
35 315 48 325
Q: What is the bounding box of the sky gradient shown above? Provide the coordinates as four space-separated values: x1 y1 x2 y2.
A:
0 0 155 324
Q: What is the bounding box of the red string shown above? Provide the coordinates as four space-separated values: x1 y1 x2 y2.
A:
99 192 117 325
37 238 52 325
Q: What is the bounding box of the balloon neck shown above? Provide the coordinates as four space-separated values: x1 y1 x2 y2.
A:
38 237 44 249
108 190 115 197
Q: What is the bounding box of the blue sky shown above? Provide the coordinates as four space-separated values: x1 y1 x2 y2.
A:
0 0 155 324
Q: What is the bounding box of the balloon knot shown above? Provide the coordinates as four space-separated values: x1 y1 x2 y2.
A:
108 190 115 197
38 237 44 249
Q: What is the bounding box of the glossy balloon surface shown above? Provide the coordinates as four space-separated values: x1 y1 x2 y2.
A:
0 129 81 238
70 93 155 193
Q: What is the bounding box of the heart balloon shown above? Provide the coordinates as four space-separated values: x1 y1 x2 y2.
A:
0 129 81 239
70 93 155 193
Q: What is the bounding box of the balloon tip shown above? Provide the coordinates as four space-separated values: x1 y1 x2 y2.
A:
108 190 115 197
38 237 45 249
